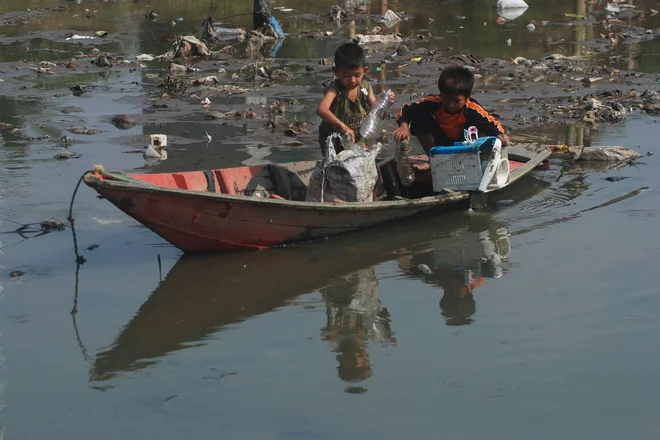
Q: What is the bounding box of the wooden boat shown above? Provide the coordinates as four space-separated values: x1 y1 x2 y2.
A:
83 146 551 252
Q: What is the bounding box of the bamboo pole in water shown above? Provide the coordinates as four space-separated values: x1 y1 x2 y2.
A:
574 0 587 56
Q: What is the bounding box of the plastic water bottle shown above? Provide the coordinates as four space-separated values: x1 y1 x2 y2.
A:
360 89 392 144
341 133 364 154
213 27 245 37
395 140 415 187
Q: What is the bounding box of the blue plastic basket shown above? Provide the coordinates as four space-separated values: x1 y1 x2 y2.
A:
429 136 497 156
429 136 499 191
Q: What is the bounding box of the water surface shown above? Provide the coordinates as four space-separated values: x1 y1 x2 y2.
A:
1 0 660 438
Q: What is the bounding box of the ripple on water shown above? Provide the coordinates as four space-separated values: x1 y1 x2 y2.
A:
493 172 586 228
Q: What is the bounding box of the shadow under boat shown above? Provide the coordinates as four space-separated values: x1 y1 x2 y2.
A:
90 175 552 382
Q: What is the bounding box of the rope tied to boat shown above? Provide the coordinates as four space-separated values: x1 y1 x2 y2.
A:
68 168 97 224
68 164 153 224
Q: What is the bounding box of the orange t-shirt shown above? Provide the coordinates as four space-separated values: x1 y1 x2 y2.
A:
434 106 468 142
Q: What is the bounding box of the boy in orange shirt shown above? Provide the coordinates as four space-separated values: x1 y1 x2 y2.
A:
393 65 509 156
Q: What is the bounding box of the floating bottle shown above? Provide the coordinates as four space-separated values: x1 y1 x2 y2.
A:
360 89 392 144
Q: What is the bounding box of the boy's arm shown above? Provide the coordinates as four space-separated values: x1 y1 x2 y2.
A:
465 99 506 138
366 83 376 108
394 96 439 142
396 97 437 126
317 87 356 143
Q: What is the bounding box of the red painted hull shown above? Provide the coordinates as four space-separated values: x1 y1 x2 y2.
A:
87 179 469 252
84 149 550 253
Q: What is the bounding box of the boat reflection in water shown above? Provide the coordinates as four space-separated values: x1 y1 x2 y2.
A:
89 218 516 385
88 173 535 385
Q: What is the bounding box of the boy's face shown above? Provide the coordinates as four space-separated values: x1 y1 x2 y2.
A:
442 92 468 114
333 65 367 91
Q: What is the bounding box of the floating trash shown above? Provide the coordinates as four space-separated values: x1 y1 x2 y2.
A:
417 264 433 274
55 151 82 160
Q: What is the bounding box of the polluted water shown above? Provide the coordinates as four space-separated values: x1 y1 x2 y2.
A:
0 0 659 438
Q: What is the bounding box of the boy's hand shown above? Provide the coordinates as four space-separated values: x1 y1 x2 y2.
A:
497 134 510 147
393 123 410 142
388 91 395 104
340 125 356 144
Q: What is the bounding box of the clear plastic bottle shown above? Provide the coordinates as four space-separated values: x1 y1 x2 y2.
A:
395 139 415 187
341 133 364 154
360 89 393 144
213 27 245 37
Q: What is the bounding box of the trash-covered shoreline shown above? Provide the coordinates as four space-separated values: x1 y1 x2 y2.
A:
0 0 658 162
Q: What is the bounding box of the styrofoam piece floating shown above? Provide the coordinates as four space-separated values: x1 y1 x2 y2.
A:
497 0 529 8
149 134 167 148
497 0 529 21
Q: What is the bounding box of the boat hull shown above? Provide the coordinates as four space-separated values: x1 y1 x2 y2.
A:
84 147 551 253
90 180 470 252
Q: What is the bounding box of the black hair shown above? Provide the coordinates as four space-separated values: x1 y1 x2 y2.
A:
437 65 475 97
334 43 366 69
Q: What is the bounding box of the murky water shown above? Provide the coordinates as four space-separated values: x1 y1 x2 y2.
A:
1 0 660 438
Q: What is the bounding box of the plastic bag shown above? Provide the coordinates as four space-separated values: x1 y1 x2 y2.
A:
306 133 381 203
352 34 402 45
380 9 401 27
578 146 640 162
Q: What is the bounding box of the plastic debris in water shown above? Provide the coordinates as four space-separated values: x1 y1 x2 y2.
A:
497 0 529 8
144 134 168 160
144 144 167 160
605 3 620 13
417 264 433 274
65 34 96 40
380 9 401 28
54 151 81 160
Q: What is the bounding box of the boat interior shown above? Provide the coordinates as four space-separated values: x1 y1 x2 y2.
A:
120 154 534 202
127 161 316 201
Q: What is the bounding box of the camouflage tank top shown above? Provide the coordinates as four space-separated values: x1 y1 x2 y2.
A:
318 79 371 149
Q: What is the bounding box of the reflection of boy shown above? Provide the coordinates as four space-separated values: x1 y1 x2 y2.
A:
320 268 395 383
393 65 509 157
396 255 485 326
435 268 482 326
